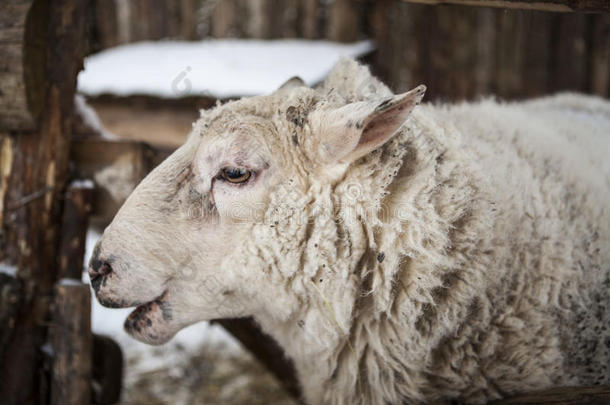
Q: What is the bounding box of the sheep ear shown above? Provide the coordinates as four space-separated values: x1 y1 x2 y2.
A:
278 76 306 91
318 85 426 164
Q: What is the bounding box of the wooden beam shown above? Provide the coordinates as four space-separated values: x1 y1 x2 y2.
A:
215 318 302 401
492 386 610 404
401 0 609 12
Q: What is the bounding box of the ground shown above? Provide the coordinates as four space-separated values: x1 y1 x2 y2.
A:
119 339 295 405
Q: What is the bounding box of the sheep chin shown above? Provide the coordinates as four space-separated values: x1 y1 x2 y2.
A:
123 291 176 345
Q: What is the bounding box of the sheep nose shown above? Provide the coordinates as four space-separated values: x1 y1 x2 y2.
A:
89 261 112 280
88 253 113 290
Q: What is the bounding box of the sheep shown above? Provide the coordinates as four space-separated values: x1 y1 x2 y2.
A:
88 59 610 404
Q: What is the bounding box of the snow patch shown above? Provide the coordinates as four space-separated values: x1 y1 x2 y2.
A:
59 278 85 286
40 342 54 357
70 179 95 189
74 94 117 139
78 39 374 99
0 261 18 277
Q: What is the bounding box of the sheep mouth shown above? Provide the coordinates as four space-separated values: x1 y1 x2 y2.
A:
123 290 174 345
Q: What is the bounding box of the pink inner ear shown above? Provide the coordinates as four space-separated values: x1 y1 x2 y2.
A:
359 102 412 148
323 85 426 164
349 86 425 160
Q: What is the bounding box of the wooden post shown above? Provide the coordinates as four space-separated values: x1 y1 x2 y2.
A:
0 0 87 403
91 334 123 405
58 182 94 279
49 280 92 405
49 182 95 404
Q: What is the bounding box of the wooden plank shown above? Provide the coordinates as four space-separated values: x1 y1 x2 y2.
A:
494 10 526 98
327 0 362 42
91 335 123 405
590 14 610 97
549 12 588 92
401 0 609 12
492 386 610 404
519 11 554 97
300 0 320 39
215 318 302 401
50 281 93 405
58 182 94 279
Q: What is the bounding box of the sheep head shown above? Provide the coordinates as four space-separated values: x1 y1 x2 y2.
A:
88 60 425 345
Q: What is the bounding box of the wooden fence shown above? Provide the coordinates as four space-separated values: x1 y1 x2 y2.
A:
86 0 609 100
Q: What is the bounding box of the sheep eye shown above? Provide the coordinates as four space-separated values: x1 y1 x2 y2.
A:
221 167 251 184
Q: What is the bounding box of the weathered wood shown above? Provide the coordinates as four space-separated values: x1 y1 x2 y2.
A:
49 281 93 405
494 9 527 98
327 0 362 42
88 0 119 51
492 386 610 404
519 12 553 97
89 0 370 43
372 1 609 100
0 0 87 403
210 0 246 38
300 0 320 39
0 0 40 131
58 182 93 279
401 0 610 12
550 13 588 92
83 95 206 148
588 14 610 96
216 317 302 401
92 334 123 405
0 273 23 357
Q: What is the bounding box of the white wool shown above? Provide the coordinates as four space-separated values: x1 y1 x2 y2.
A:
94 59 610 404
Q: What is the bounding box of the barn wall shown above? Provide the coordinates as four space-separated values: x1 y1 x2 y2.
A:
372 1 610 100
84 0 609 100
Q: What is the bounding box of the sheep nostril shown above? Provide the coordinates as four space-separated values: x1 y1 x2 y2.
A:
98 262 112 276
88 261 113 284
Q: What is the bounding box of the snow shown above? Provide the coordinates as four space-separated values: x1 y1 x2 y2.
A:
70 179 95 189
40 342 54 357
0 261 17 277
77 39 374 99
59 278 85 286
74 94 117 139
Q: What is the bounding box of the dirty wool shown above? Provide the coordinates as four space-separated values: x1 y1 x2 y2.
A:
91 59 610 404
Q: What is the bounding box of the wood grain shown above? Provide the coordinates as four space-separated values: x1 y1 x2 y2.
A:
50 282 93 405
401 0 610 13
0 0 87 403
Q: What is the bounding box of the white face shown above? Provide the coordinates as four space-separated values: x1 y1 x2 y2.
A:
88 80 424 345
88 106 297 344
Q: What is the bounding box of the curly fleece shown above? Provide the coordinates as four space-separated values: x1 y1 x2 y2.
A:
98 59 610 404
248 60 610 404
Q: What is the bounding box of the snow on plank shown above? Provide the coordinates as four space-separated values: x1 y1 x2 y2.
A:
77 39 374 99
